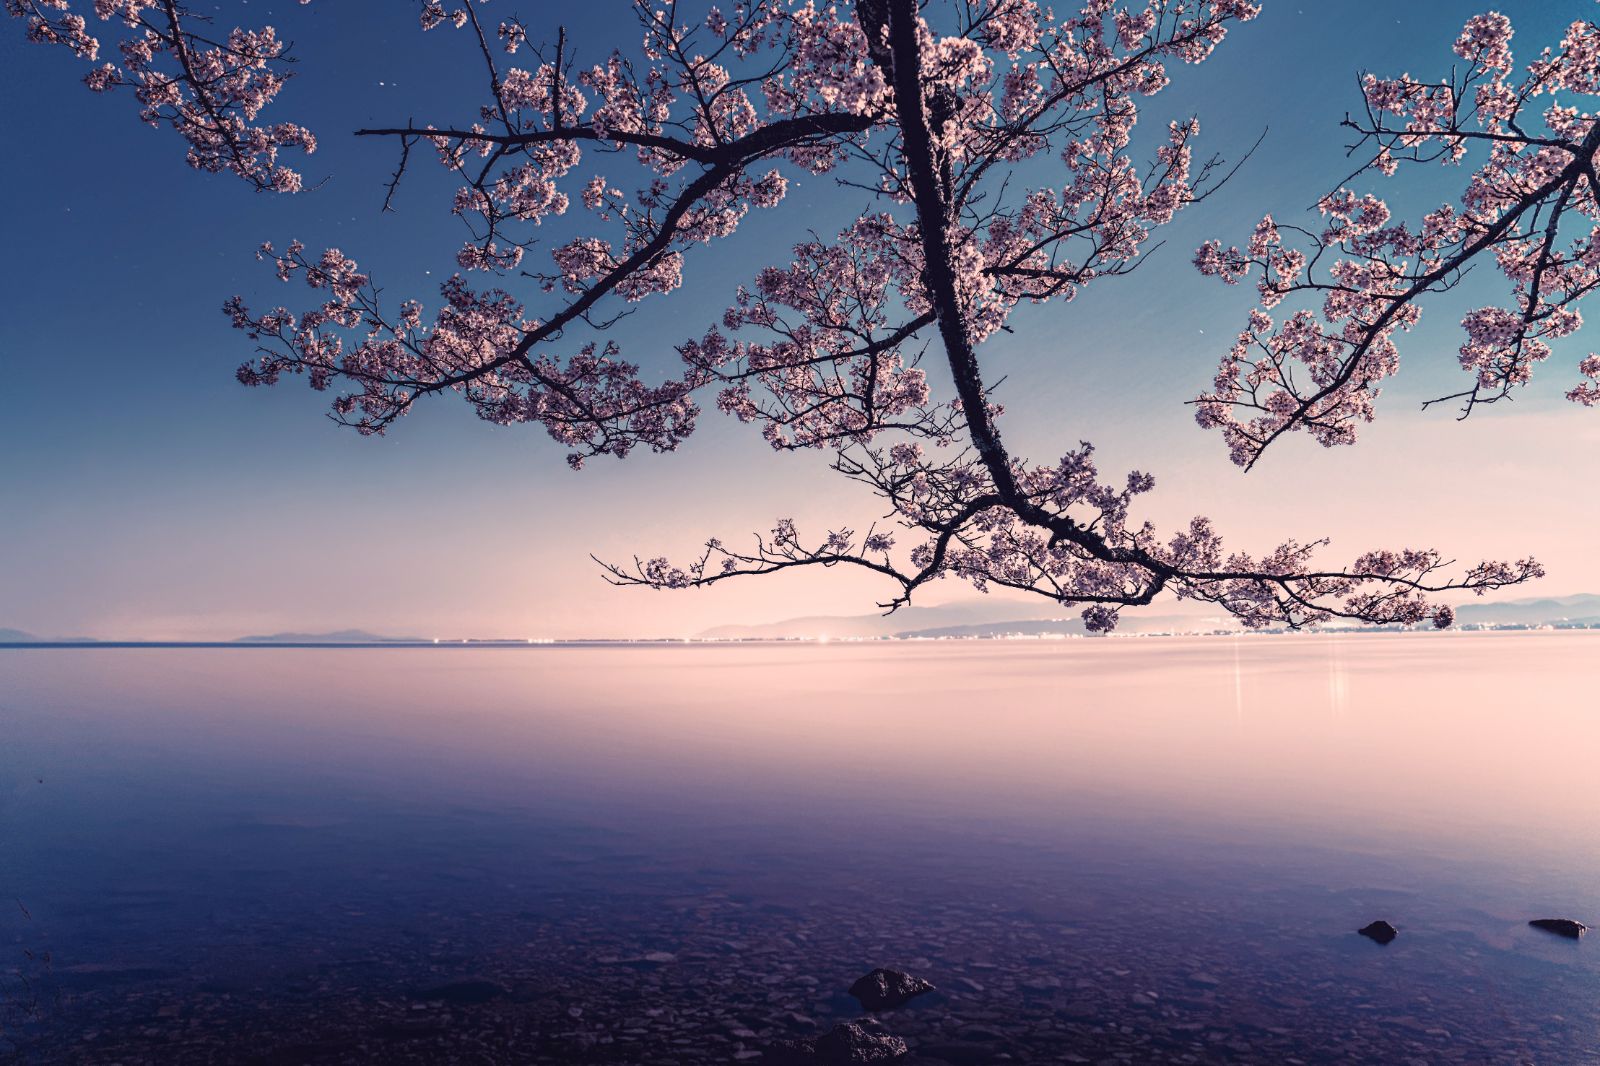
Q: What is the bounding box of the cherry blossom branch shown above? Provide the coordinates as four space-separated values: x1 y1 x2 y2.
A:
16 1 1553 631
9 0 316 190
232 110 875 455
1196 10 1600 467
607 0 1542 633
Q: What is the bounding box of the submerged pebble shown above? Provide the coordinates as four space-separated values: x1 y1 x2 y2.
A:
1529 918 1587 939
848 968 936 1011
1358 921 1398 945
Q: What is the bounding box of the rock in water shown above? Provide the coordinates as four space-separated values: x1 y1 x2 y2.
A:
768 1022 909 1064
848 968 936 1010
1358 920 1398 945
813 1022 909 1063
1529 918 1587 939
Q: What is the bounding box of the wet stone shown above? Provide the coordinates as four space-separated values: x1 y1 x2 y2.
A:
848 968 936 1011
1358 921 1399 945
1528 918 1587 939
813 1021 910 1063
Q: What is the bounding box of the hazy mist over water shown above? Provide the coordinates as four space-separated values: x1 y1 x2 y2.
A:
2 634 1597 1062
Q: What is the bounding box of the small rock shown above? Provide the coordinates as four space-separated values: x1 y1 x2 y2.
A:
819 1021 908 1063
848 968 935 1011
1358 921 1398 945
769 1021 909 1064
1529 918 1587 939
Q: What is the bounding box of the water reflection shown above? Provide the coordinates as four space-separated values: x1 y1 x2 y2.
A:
1 634 1597 1063
1326 636 1348 718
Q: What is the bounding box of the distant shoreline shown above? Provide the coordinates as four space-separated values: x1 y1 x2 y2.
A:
3 627 1596 650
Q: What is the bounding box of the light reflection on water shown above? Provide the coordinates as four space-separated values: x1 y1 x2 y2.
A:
1 633 1597 1063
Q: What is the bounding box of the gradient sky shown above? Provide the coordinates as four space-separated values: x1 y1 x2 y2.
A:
1 1 1593 640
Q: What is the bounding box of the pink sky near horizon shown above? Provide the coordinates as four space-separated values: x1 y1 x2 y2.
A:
9 397 1592 642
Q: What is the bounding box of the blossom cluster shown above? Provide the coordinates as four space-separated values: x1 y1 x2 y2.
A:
228 241 705 467
1196 7 1600 468
11 0 315 190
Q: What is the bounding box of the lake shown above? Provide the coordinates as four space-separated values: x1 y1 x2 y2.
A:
2 633 1597 1063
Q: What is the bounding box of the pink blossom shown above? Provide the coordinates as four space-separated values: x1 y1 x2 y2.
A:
1197 7 1600 469
14 0 1544 631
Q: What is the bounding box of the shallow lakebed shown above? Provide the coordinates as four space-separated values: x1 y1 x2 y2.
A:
2 634 1597 1063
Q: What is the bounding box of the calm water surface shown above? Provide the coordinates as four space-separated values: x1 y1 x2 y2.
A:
1 634 1597 1064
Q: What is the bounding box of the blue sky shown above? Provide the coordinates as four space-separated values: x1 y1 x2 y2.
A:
1 1 1593 639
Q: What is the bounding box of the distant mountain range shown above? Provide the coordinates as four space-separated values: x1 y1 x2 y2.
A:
1452 594 1600 627
695 601 1055 640
897 618 1090 638
231 629 424 644
697 592 1600 640
0 628 95 643
695 599 1220 640
5 593 1597 645
0 627 421 645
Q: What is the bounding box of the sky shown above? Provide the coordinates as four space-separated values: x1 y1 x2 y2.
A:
1 0 1594 640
